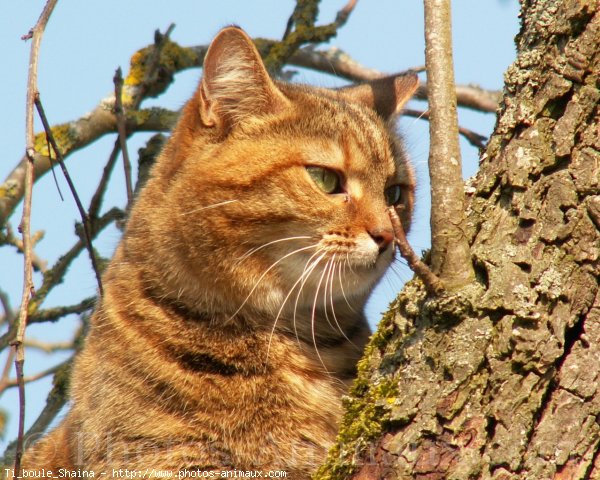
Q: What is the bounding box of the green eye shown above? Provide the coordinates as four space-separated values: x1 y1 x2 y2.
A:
385 185 402 206
306 167 342 194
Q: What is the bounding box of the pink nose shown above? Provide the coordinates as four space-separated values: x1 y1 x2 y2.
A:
368 228 394 253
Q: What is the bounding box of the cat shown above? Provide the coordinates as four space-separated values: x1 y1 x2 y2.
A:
19 26 418 479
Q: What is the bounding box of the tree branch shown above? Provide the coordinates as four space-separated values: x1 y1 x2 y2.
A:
1 35 500 227
424 0 474 290
0 360 68 395
1 360 72 465
113 67 134 208
13 0 58 473
2 225 48 273
34 95 104 295
264 0 358 73
28 297 96 324
287 46 500 112
388 207 444 296
403 108 488 149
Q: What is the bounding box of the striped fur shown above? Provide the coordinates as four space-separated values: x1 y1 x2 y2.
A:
22 27 418 478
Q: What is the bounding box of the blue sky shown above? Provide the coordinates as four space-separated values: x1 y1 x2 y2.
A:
0 0 520 449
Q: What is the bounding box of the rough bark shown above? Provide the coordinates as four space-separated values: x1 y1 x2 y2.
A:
316 1 600 479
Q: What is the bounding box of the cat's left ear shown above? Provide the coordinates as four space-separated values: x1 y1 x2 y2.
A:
336 73 419 120
198 26 289 129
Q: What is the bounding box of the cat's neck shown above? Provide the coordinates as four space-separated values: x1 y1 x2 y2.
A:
102 244 370 378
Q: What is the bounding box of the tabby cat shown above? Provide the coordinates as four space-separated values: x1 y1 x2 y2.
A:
21 26 417 478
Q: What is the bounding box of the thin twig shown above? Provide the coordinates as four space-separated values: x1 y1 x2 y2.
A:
138 24 177 100
0 360 68 395
4 224 48 273
14 0 58 473
44 129 64 201
287 46 500 112
1 349 16 391
265 0 359 73
0 35 502 227
403 108 488 149
23 338 75 353
34 94 104 295
0 288 14 325
388 207 444 296
424 0 474 289
29 296 96 324
88 140 122 220
113 67 134 207
1 360 72 465
0 208 122 352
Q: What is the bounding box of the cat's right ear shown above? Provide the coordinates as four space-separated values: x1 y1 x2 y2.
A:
336 73 419 120
198 26 289 130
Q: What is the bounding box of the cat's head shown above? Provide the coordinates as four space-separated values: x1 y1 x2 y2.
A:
129 27 418 321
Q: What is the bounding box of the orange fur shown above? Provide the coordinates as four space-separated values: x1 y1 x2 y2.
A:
20 27 418 479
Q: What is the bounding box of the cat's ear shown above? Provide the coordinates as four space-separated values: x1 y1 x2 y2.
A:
336 73 419 119
198 26 289 129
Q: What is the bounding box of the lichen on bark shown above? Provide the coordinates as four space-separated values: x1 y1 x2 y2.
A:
316 1 600 478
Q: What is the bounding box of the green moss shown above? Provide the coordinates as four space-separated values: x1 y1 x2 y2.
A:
50 361 72 399
124 48 150 87
0 182 19 201
33 123 77 158
127 107 178 131
124 40 199 98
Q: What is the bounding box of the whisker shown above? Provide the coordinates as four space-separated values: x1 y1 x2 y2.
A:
179 199 238 216
321 257 336 331
310 255 334 375
328 257 354 345
237 235 312 263
265 250 325 365
229 243 318 321
338 259 357 313
293 251 328 339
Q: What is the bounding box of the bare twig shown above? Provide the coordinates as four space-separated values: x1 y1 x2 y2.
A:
0 37 500 226
0 208 122 352
0 288 14 325
29 296 96 324
0 360 68 395
138 24 177 100
14 0 58 473
4 225 48 273
265 0 359 73
31 207 122 311
403 108 488 149
88 140 121 220
113 67 134 207
1 349 16 390
388 207 444 296
287 46 500 112
0 106 176 227
34 95 104 295
424 0 474 290
1 360 72 465
24 338 75 353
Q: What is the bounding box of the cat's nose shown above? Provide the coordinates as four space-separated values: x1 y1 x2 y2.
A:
369 228 394 253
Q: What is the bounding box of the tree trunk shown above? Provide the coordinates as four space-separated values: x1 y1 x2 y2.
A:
316 1 600 479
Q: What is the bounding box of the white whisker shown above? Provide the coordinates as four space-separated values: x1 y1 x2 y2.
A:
179 199 239 216
338 259 357 313
328 257 353 345
292 251 327 344
310 255 334 375
237 236 312 263
265 250 325 365
321 257 335 331
229 244 318 321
